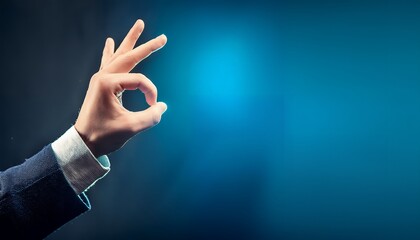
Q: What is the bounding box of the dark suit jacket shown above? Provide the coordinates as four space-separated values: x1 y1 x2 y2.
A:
0 144 90 239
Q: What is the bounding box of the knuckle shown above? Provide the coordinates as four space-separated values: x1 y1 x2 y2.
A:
142 75 157 94
150 85 158 96
130 31 140 41
151 109 162 125
90 73 102 85
91 73 100 81
149 41 161 52
140 109 162 128
127 54 139 66
91 73 109 89
134 73 146 79
128 55 139 66
153 116 162 125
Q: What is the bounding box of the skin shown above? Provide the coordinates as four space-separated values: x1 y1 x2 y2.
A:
74 19 167 157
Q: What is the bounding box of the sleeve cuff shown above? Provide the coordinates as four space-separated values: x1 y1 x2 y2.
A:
51 126 110 195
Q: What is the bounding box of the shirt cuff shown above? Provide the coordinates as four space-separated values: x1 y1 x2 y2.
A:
51 126 110 195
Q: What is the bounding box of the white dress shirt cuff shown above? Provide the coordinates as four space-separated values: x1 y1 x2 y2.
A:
51 126 110 195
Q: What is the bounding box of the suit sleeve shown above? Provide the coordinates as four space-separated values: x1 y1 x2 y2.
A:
0 144 90 239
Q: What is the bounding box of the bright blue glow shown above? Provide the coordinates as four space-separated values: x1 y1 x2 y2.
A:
191 35 249 98
51 1 420 240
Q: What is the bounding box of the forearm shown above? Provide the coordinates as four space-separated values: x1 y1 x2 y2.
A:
0 145 90 239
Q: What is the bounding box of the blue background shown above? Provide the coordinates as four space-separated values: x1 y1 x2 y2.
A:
0 0 419 239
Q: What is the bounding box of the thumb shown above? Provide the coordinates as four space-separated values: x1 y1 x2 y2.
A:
131 102 167 133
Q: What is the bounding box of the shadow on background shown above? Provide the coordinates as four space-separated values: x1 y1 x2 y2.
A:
0 0 419 239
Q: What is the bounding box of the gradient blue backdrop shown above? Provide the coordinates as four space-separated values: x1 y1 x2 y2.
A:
0 0 419 239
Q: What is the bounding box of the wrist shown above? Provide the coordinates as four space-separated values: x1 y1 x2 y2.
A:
74 124 98 158
52 126 110 194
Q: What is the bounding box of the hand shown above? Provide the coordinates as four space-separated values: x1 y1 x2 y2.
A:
74 19 167 157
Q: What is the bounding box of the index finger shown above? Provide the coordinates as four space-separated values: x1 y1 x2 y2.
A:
105 34 167 73
108 73 158 105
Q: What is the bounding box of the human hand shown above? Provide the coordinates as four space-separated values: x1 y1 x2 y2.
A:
74 19 167 157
